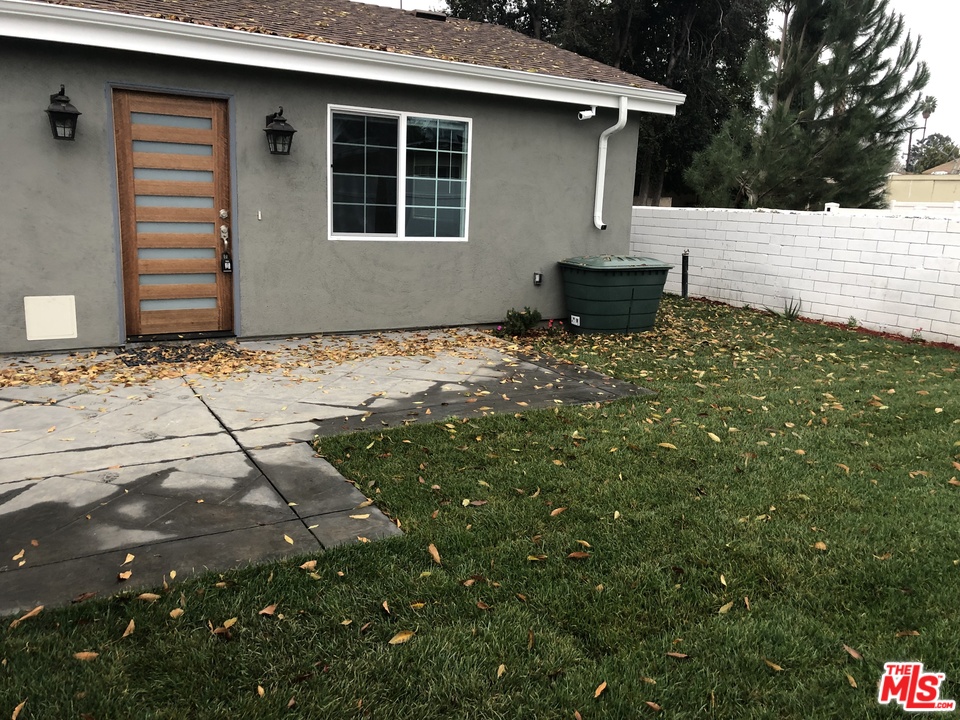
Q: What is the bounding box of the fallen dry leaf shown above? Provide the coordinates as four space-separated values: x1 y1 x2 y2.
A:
283 534 294 545
349 514 370 520
257 685 265 698
299 560 317 571
122 553 135 565
527 554 547 562
567 551 591 560
594 681 608 698
9 605 43 629
842 644 863 660
658 442 677 450
117 570 132 582
497 663 506 679
71 591 96 604
136 593 161 603
476 601 492 611
11 549 23 561
707 432 721 443
646 701 662 711
223 617 238 629
74 652 99 661
550 507 567 517
259 604 277 616
814 541 828 551
718 601 734 614
12 700 26 720
428 543 442 565
846 673 858 688
169 608 184 619
764 659 783 672
122 618 135 639
382 601 391 615
666 652 689 660
895 630 920 638
388 630 415 645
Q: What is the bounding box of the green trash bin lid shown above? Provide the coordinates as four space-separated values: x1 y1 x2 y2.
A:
558 255 673 270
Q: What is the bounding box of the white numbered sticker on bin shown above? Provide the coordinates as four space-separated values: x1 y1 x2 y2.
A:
570 315 581 327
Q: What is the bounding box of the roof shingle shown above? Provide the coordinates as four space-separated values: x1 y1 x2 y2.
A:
34 0 671 92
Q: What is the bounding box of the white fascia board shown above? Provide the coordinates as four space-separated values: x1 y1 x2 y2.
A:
0 0 685 114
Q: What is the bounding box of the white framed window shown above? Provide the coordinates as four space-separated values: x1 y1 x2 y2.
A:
328 105 471 241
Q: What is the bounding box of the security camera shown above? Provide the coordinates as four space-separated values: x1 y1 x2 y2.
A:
578 107 596 121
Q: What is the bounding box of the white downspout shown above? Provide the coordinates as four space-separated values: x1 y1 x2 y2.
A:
593 95 629 230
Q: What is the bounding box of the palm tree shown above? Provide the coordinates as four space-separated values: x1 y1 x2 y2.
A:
919 95 937 141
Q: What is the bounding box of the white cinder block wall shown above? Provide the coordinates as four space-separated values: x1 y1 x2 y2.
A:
630 207 960 346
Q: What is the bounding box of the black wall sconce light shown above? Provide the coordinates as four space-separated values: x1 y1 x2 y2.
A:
46 85 81 140
264 107 296 155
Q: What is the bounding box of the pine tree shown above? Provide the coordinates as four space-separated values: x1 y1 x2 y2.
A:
686 0 929 209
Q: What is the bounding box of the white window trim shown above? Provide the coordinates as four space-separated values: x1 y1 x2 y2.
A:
328 104 472 242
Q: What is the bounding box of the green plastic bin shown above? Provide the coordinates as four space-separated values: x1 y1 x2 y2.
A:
558 255 673 333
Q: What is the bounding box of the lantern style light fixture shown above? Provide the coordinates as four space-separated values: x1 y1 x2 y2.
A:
264 107 296 155
45 85 81 140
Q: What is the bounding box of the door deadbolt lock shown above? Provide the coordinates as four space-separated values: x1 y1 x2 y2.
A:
219 209 229 219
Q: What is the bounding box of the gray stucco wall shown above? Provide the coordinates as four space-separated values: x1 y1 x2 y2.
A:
0 38 640 353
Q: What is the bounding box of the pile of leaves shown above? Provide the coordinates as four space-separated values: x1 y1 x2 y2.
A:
0 329 512 389
116 341 245 367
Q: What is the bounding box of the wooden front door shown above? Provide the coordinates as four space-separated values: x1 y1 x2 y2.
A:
113 90 233 337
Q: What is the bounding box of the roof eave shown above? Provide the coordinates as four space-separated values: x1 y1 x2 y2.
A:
0 0 685 114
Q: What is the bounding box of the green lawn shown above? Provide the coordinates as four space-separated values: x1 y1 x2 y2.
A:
4 296 959 719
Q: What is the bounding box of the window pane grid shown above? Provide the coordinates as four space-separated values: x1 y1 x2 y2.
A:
331 112 398 234
404 116 467 238
331 110 468 239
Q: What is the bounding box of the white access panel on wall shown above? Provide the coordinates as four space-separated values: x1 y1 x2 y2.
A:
23 295 78 341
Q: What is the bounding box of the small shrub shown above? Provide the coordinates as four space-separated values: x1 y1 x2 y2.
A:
546 318 567 337
764 298 802 321
847 316 858 328
783 298 802 321
501 307 542 337
911 327 924 342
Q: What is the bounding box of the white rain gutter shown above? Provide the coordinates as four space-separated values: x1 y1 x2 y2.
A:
593 95 629 230
0 0 686 115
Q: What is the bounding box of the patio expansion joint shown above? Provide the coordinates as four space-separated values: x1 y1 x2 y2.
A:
0 449 243 485
0 514 308 574
0 431 240 462
188 383 322 542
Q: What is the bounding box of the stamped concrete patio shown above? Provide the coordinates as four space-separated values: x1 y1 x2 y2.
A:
0 330 647 615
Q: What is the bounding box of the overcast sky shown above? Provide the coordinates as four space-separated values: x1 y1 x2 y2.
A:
353 0 954 155
886 0 956 151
